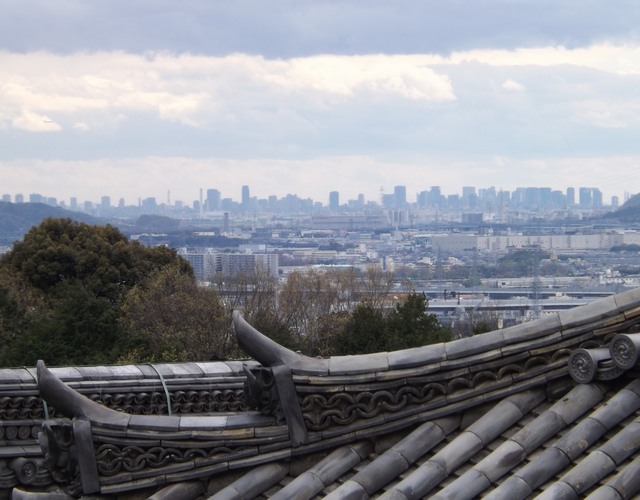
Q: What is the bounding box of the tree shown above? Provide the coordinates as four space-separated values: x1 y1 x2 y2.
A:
120 265 233 362
0 270 46 364
0 218 192 366
4 281 125 365
333 293 451 355
384 293 451 350
277 269 337 347
360 265 394 309
2 218 191 302
334 301 386 355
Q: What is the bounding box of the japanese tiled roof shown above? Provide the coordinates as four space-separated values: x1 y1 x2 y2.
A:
3 287 640 499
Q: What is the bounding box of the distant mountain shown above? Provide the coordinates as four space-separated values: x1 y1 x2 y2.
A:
0 202 103 244
606 193 640 222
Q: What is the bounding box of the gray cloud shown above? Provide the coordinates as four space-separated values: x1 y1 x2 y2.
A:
2 1 639 56
1 3 639 204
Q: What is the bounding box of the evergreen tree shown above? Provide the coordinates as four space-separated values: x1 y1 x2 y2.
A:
0 218 191 366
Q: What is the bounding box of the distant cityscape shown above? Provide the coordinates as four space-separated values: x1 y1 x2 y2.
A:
1 184 632 225
2 183 640 329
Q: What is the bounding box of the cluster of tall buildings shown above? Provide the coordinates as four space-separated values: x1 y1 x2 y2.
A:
1 184 624 218
413 186 610 212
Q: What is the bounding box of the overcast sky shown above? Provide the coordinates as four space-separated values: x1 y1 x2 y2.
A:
1 1 639 206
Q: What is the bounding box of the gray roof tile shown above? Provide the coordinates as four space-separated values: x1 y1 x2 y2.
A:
586 454 640 500
502 312 562 343
536 481 580 500
444 330 506 360
387 343 447 369
435 383 605 499
7 288 640 499
208 462 288 500
559 295 619 330
329 352 389 375
560 450 617 495
613 287 640 312
432 467 490 500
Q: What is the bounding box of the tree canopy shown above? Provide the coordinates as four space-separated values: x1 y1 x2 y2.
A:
0 219 455 366
334 293 450 355
0 218 193 366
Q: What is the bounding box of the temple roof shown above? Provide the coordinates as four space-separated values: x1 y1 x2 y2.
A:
2 286 640 499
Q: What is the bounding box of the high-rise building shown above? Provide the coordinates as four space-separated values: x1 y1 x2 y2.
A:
1 194 11 202
430 186 443 209
382 193 395 210
101 196 111 210
417 190 428 209
592 188 603 208
241 185 250 211
329 191 339 213
579 187 593 208
566 187 575 206
206 189 221 211
394 186 407 209
462 186 477 209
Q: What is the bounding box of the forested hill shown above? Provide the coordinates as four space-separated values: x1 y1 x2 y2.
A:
0 202 102 244
605 193 640 222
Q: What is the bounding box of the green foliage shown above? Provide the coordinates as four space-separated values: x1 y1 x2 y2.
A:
496 249 548 277
120 265 234 362
247 309 300 352
0 218 192 367
0 219 454 366
2 218 191 302
4 282 127 366
385 293 451 350
334 293 451 355
334 302 386 355
0 271 45 357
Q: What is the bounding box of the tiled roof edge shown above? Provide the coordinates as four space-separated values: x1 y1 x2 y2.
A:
233 287 640 377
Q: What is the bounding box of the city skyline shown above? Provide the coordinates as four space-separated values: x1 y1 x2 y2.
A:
1 2 639 205
2 183 624 212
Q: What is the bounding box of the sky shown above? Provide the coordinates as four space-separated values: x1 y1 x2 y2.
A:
1 1 639 207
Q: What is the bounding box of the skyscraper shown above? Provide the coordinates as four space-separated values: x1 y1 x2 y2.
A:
101 196 111 210
394 185 407 209
206 189 221 211
329 191 339 213
242 185 250 211
566 187 575 206
579 187 593 208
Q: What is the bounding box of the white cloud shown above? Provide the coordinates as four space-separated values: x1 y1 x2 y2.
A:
11 111 60 132
570 99 640 129
1 44 637 141
1 43 639 202
501 79 526 92
72 122 90 131
445 44 640 75
0 51 455 133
